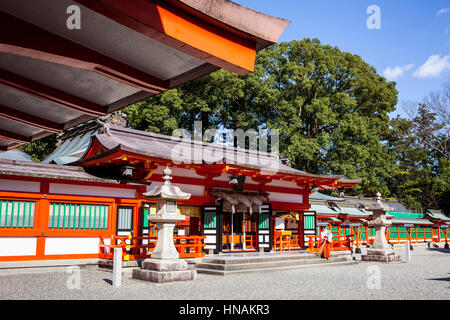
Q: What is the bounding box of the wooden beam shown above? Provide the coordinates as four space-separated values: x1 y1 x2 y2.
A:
169 63 219 88
0 104 63 133
106 90 154 113
0 128 32 143
74 0 257 75
0 69 107 117
0 12 169 94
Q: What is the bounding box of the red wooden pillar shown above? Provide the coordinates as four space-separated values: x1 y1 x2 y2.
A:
407 227 413 250
444 229 449 249
385 227 390 244
35 198 50 260
297 211 304 248
365 226 369 245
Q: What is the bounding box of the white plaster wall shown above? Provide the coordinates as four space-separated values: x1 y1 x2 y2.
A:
212 173 259 184
146 181 204 196
174 183 204 196
0 179 40 193
49 183 135 198
170 167 204 179
146 181 162 193
153 166 204 179
267 179 301 188
44 237 100 255
0 237 36 256
268 192 303 203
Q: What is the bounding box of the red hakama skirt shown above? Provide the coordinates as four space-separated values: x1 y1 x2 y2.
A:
321 240 331 259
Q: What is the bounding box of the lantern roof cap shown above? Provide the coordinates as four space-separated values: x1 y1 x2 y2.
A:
142 166 191 200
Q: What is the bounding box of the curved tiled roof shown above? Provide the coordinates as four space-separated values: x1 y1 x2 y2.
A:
0 158 115 183
82 122 357 183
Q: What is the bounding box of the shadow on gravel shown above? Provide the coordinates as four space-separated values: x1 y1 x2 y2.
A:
426 248 450 254
427 273 450 282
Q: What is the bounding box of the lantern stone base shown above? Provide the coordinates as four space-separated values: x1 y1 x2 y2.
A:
361 249 401 263
132 258 196 283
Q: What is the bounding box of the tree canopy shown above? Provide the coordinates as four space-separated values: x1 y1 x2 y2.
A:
388 83 449 213
124 39 399 196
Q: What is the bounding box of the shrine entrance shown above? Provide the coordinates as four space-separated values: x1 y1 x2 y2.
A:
207 189 272 253
222 211 258 251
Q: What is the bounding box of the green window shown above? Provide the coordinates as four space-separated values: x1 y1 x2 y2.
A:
389 232 398 239
117 207 133 231
0 200 35 228
258 213 269 230
303 215 315 231
49 203 109 229
360 227 367 240
143 207 150 228
204 210 216 229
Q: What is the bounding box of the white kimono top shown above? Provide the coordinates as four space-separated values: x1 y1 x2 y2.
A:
321 229 333 242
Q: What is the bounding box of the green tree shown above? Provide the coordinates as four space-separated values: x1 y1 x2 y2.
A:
123 39 399 197
18 134 57 162
388 83 450 214
259 40 398 196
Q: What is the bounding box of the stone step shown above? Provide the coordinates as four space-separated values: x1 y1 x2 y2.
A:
201 252 320 265
196 255 351 271
196 259 358 276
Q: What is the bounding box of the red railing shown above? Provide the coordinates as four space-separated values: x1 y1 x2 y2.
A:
174 235 207 258
272 233 302 252
306 235 353 252
99 235 206 260
290 235 301 248
221 234 257 250
245 234 257 249
273 231 292 252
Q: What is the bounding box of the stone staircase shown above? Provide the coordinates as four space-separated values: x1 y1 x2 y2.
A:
195 251 357 276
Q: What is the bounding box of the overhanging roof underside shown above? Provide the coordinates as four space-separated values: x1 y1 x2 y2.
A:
0 0 290 151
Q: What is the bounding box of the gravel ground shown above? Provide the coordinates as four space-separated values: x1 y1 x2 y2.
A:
0 247 448 300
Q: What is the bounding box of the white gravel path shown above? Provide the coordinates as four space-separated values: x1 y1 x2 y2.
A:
0 247 448 300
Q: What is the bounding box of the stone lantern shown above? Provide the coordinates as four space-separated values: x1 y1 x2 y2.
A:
361 192 401 262
132 167 196 282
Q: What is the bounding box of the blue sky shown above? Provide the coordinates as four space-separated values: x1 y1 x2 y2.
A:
235 0 450 117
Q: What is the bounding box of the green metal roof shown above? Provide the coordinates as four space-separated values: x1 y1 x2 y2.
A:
42 129 99 165
338 205 370 216
309 192 345 201
391 218 434 226
0 150 32 162
310 204 339 216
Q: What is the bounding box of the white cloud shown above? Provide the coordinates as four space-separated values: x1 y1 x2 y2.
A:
383 63 414 81
413 55 450 78
437 8 450 16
